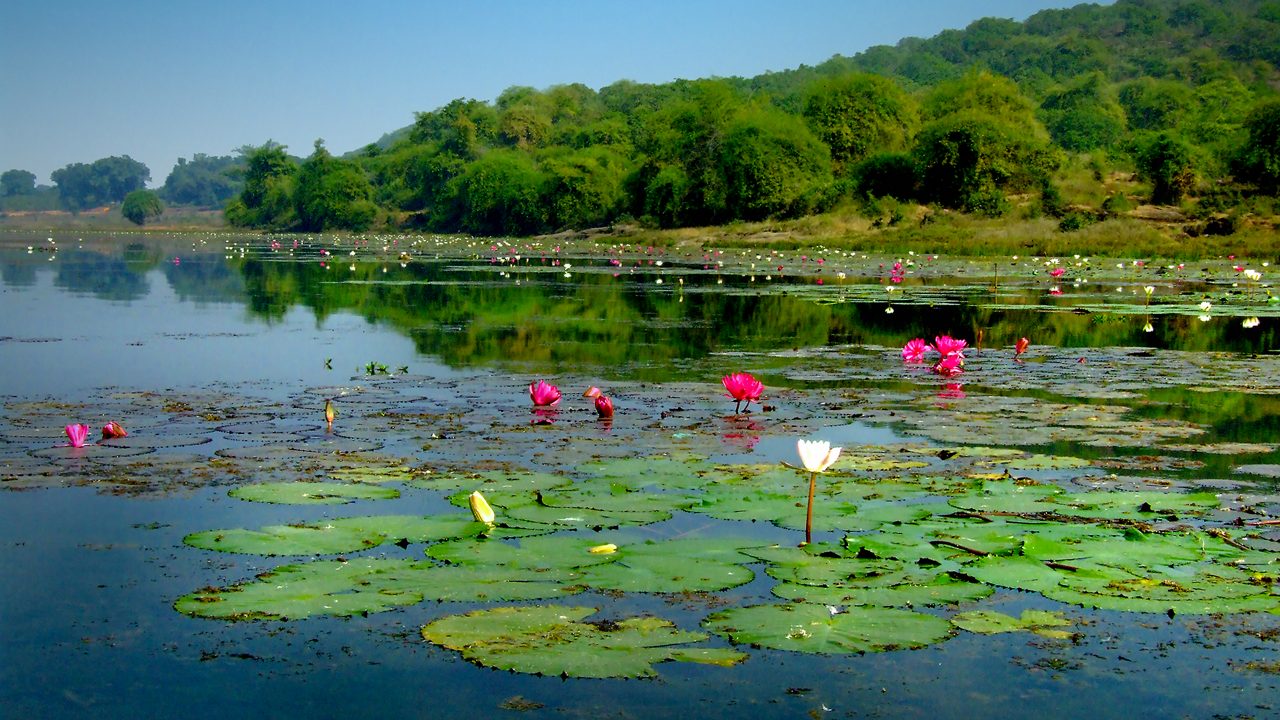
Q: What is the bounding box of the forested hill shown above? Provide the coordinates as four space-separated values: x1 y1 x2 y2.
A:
18 0 1278 237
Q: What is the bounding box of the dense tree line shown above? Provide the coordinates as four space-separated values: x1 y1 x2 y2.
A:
5 0 1279 231
217 0 1278 234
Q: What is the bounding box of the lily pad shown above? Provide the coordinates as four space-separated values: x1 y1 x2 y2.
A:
183 523 386 556
951 609 1074 639
229 481 400 505
422 605 747 678
704 602 953 654
175 558 424 620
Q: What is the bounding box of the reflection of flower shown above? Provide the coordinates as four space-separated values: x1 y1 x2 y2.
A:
902 338 933 362
1243 316 1261 329
937 382 966 399
722 372 764 414
1143 322 1154 333
594 394 614 419
101 421 128 439
529 380 562 407
797 439 842 546
64 424 90 448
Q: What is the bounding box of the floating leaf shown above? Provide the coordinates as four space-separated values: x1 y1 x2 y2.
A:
705 603 952 654
951 609 1074 638
229 481 399 505
422 605 747 678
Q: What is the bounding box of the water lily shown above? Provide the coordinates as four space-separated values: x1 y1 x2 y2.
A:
934 354 964 377
722 372 764 414
796 439 842 545
1014 337 1029 359
1199 300 1213 312
933 335 967 358
1243 316 1261 329
582 386 602 399
64 423 90 448
529 379 561 408
468 491 496 525
901 338 933 362
594 394 614 419
324 399 336 427
1049 267 1065 278
101 421 128 439
1143 321 1155 333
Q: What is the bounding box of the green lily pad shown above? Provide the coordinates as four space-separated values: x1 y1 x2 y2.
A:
772 574 993 607
183 523 386 556
174 558 424 620
421 605 747 678
229 481 399 505
704 603 953 654
578 538 762 593
951 609 1074 638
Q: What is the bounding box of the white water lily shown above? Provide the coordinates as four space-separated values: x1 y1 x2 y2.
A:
797 439 842 473
1244 269 1262 282
1199 300 1213 312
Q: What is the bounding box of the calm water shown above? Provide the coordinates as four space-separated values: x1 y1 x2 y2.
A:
2 232 1279 719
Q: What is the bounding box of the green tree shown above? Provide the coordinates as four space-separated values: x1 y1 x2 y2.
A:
225 142 297 228
121 189 164 225
541 146 631 229
802 72 918 174
719 106 833 220
1 169 36 196
1237 98 1280 193
51 155 149 210
441 149 547 235
1118 78 1195 131
1039 72 1127 151
1132 131 1197 205
913 111 1058 215
161 154 243 207
294 140 377 232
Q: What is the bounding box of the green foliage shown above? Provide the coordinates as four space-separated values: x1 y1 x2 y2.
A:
442 149 547 235
802 72 918 173
852 152 919 201
294 141 377 232
161 154 243 207
913 111 1057 214
1 169 36 196
1238 98 1280 193
1040 72 1127 151
541 145 631 229
51 155 150 210
719 106 834 220
1118 77 1195 131
226 142 297 229
1131 131 1198 205
121 189 164 225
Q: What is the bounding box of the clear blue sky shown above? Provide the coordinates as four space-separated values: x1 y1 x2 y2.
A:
1 1 1103 186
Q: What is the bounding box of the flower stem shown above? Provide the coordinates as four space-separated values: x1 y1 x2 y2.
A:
805 471 816 545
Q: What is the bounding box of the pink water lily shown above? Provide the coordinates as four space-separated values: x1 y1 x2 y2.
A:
1049 267 1066 278
594 394 614 419
933 335 967 358
583 386 602 399
1014 337 1029 359
101 420 128 439
933 353 964 377
64 423 90 448
722 372 764 414
529 380 561 407
901 338 933 362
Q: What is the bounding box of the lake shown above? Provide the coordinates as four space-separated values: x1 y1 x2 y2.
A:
2 230 1279 719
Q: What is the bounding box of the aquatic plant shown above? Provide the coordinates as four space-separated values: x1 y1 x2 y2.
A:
529 379 561 408
1014 337 1029 359
64 423 90 447
469 491 496 525
594 394 614 419
796 438 842 546
902 338 932 362
722 372 764 414
101 420 128 439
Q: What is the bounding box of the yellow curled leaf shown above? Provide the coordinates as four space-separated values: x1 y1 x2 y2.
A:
468 491 495 525
588 543 617 555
